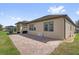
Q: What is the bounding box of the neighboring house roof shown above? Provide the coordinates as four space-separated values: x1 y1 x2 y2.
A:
15 15 76 26
5 26 15 28
5 26 15 27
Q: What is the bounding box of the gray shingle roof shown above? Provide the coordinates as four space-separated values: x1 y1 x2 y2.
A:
15 21 28 24
15 15 76 26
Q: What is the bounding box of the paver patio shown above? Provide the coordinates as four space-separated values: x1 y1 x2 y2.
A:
9 34 62 55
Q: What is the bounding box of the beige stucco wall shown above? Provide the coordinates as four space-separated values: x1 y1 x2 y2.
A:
27 18 65 40
65 19 75 39
16 24 21 32
16 17 75 40
16 23 28 33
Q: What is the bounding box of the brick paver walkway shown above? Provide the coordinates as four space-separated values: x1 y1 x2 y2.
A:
9 34 62 55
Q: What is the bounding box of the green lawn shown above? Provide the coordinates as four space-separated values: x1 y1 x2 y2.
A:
0 31 20 55
51 33 79 55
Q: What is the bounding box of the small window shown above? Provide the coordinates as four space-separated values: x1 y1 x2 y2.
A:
44 21 54 31
29 24 36 31
49 21 54 31
34 27 36 31
29 25 32 30
44 22 48 31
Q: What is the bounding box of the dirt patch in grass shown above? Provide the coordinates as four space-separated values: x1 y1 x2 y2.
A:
51 33 79 55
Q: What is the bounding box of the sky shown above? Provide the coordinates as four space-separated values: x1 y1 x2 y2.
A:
0 3 79 26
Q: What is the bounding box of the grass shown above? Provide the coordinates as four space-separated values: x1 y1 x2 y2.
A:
0 31 20 55
51 33 79 55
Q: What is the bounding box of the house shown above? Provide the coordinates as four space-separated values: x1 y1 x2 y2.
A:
15 15 75 40
4 26 16 34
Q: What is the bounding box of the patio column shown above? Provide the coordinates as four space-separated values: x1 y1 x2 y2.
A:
20 24 23 34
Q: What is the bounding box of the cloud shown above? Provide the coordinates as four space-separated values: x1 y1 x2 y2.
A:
76 10 79 15
48 6 66 14
9 16 23 21
9 16 15 19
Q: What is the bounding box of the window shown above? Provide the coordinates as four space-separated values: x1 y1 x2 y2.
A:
49 21 54 31
29 24 36 31
44 22 48 31
44 21 54 31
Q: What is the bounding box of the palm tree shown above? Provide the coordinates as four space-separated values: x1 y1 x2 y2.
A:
0 24 3 31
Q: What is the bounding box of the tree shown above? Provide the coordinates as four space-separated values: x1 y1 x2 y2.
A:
75 20 79 26
75 20 79 33
0 24 3 31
